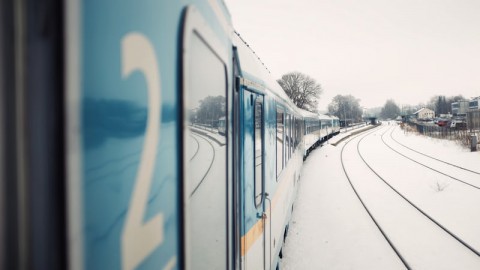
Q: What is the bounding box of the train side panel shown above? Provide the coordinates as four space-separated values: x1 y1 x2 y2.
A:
72 2 185 269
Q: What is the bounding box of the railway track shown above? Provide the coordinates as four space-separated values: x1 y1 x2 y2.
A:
380 127 480 190
340 125 480 269
340 126 411 270
389 127 480 175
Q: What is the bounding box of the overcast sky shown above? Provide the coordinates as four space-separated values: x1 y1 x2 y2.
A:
224 0 480 110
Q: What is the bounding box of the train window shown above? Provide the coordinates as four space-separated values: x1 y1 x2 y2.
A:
184 30 227 269
254 98 263 207
276 107 284 178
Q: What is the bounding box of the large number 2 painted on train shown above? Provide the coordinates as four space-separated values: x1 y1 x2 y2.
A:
121 33 163 270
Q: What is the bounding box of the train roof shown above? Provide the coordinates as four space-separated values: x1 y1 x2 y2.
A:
298 108 317 118
233 33 298 112
318 114 332 120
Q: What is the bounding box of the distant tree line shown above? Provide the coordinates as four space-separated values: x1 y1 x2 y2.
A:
377 95 467 120
276 71 469 123
427 95 465 115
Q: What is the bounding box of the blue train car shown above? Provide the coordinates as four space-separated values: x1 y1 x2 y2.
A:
234 33 305 270
331 116 341 135
301 109 321 157
1 0 234 269
319 114 332 142
319 114 339 140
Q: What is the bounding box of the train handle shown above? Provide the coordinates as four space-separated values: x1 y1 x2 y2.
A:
264 193 272 270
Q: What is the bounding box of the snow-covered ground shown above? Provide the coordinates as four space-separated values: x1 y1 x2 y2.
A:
282 122 480 269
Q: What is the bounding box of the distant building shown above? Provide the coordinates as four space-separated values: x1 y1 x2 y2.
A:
413 107 434 120
469 98 480 111
452 100 469 117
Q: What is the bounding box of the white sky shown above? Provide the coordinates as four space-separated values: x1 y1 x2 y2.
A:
224 0 480 110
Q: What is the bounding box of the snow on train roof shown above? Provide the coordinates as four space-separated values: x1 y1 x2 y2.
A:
318 114 332 120
298 108 317 118
298 109 335 121
233 33 294 108
319 114 340 120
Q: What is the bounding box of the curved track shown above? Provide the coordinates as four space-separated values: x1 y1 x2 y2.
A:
341 125 480 269
340 126 411 269
380 127 480 190
189 132 216 197
358 128 480 257
189 134 200 161
389 127 480 175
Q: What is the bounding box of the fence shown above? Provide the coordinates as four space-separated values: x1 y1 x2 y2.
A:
467 110 480 132
404 120 479 148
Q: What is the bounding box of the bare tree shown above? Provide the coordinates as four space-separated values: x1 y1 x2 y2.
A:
277 72 323 112
327 94 363 124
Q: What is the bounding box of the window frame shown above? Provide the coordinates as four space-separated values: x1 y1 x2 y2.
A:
276 105 284 178
254 96 264 208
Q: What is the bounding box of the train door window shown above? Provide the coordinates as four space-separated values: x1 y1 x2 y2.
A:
290 115 293 157
297 117 300 148
288 115 292 157
290 116 294 154
297 118 301 148
296 117 299 148
254 97 263 206
285 114 290 162
293 117 296 150
287 115 290 157
183 9 228 269
276 107 284 178
295 117 299 149
289 115 292 156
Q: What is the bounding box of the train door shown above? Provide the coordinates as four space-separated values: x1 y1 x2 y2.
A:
241 89 270 269
182 6 231 270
